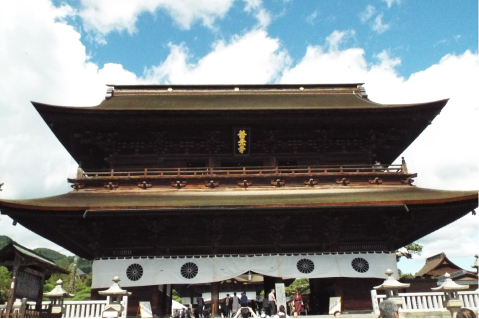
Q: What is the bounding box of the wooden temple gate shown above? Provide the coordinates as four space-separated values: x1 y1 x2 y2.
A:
0 242 69 318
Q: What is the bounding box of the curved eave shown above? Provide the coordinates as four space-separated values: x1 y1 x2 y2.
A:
31 96 449 113
0 187 476 212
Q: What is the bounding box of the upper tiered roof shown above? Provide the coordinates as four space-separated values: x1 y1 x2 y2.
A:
31 84 448 169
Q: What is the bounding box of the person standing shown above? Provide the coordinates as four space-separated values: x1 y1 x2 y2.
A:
232 292 241 317
268 289 277 316
293 291 302 316
197 297 205 318
224 294 231 317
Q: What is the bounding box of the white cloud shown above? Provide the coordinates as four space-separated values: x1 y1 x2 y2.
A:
359 5 376 23
372 14 390 34
243 0 271 29
281 35 478 267
382 0 401 9
0 0 139 251
325 29 356 52
143 30 291 84
306 9 318 25
79 0 235 37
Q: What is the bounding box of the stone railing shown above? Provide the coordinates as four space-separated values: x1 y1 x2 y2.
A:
26 298 128 318
371 290 479 314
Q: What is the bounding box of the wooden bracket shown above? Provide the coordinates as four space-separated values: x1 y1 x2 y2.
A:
138 181 152 189
205 180 220 188
336 178 350 186
304 178 318 187
368 177 383 184
401 177 414 186
104 182 119 190
271 179 285 187
171 181 187 189
71 183 85 190
238 180 253 189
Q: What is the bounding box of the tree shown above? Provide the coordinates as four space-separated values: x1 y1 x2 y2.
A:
0 266 12 304
396 242 423 261
285 278 310 298
172 289 182 303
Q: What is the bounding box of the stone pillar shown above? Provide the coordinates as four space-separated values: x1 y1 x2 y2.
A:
211 282 219 317
431 272 469 318
373 269 410 308
43 279 74 316
98 276 132 318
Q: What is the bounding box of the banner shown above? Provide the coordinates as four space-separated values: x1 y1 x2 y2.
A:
92 252 397 288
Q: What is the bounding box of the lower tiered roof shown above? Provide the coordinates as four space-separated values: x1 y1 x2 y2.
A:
0 166 476 259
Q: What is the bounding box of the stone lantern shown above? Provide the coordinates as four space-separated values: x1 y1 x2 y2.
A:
43 279 74 315
373 269 410 308
431 272 469 318
98 276 131 318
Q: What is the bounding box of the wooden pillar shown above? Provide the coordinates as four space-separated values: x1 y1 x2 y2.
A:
211 282 220 317
157 284 168 318
166 285 172 317
308 278 321 315
5 253 21 318
35 272 46 311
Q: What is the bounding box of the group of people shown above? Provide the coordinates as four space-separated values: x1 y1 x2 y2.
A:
220 292 250 317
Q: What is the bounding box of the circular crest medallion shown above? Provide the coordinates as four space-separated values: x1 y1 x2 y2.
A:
181 262 199 279
351 258 369 273
296 258 315 274
126 263 144 281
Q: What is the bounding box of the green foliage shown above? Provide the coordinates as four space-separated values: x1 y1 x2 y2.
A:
285 278 310 298
0 266 11 304
72 287 91 301
405 243 423 256
172 289 182 303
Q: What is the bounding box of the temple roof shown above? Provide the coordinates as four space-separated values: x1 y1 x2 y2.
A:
415 252 468 278
29 83 449 169
0 186 476 211
32 83 448 111
1 187 476 259
0 241 69 275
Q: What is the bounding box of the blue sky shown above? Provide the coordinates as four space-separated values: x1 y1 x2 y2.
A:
77 0 477 80
0 0 478 276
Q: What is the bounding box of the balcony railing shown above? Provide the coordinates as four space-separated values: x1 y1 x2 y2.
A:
77 164 405 180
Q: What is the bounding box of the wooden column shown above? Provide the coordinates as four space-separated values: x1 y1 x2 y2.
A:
157 284 168 318
211 282 220 317
35 272 46 311
5 253 21 318
166 285 172 317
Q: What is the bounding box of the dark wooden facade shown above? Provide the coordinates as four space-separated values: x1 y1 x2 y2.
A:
0 84 477 315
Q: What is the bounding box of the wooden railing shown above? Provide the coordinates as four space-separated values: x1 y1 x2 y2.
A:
79 164 405 180
371 290 479 314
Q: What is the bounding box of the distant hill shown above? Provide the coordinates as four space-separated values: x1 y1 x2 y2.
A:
33 247 67 261
32 248 92 274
